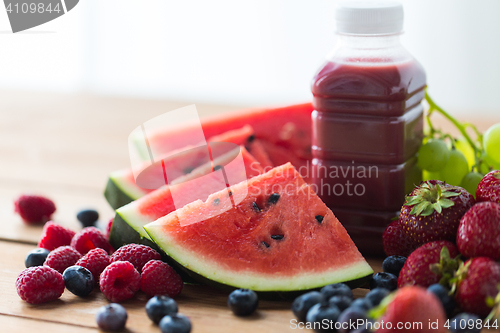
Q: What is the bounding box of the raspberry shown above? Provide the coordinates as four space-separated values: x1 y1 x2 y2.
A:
140 260 183 298
44 246 82 274
100 261 141 302
38 221 76 251
14 194 56 224
71 227 111 255
110 244 161 273
75 248 110 283
16 266 65 304
106 218 114 239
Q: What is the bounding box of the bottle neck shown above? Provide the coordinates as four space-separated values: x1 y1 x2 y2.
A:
328 33 412 65
336 34 402 49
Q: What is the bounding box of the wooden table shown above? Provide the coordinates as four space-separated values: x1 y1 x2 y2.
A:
0 90 497 332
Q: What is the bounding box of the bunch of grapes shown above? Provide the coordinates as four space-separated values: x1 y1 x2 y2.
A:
418 92 500 196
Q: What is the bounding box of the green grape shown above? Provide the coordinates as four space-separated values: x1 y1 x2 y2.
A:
455 137 475 169
417 139 450 172
422 170 441 181
439 149 469 186
484 123 500 164
460 172 484 198
479 152 500 174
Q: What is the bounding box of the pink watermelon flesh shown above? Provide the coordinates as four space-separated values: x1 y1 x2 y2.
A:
144 103 313 166
260 141 310 179
209 125 273 169
145 163 372 291
246 139 273 170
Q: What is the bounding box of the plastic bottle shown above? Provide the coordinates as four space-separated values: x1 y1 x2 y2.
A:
311 1 426 255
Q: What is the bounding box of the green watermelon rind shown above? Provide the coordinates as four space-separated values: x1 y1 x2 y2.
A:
108 211 156 250
114 204 153 241
104 169 146 210
144 221 374 293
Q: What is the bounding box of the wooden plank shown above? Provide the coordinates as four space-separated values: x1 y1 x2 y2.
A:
1 315 96 333
0 240 373 333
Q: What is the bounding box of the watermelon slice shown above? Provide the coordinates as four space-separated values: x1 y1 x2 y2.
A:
109 146 264 249
104 125 271 210
145 163 373 292
135 103 312 164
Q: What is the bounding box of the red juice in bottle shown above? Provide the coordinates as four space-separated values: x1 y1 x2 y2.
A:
311 1 426 255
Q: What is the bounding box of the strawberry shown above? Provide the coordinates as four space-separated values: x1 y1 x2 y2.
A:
399 180 474 247
373 286 447 333
476 170 500 204
457 201 500 260
454 257 500 318
398 240 459 288
382 221 418 257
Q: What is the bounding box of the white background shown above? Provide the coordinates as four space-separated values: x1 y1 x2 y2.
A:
0 0 499 115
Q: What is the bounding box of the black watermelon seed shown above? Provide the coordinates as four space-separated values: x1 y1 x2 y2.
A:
228 191 233 197
315 215 324 223
271 235 284 240
261 241 270 248
213 198 220 206
184 167 194 174
247 134 255 143
214 165 222 171
252 202 261 212
267 193 280 205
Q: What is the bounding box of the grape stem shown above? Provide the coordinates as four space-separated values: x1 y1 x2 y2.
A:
425 90 483 169
425 91 480 151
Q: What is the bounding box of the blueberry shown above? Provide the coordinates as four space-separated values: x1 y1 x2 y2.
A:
159 314 192 333
25 248 50 268
349 298 373 313
382 255 407 277
146 295 178 324
292 291 324 322
306 303 340 332
427 284 456 318
227 289 258 316
328 295 352 311
63 265 94 297
321 283 353 300
369 272 398 291
337 307 368 333
95 303 128 332
449 313 481 333
76 209 99 227
365 288 390 307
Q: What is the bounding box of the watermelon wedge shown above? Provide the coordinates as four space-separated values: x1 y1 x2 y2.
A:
109 146 264 249
104 125 271 210
144 163 373 292
136 103 313 162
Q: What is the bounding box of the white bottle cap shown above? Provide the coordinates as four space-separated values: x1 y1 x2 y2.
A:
336 1 404 35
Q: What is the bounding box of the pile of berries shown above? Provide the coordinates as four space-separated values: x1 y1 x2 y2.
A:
375 170 500 325
17 222 183 305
